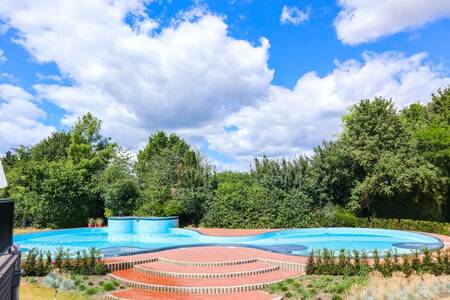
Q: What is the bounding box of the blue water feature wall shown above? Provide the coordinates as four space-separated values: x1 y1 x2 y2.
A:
107 216 179 234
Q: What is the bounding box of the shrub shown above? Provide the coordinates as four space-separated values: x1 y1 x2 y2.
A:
87 218 95 228
306 248 450 277
43 271 76 290
21 248 52 276
94 218 104 227
315 205 450 235
365 218 450 235
21 247 108 277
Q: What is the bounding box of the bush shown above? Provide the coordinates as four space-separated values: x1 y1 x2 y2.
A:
21 248 52 276
43 271 75 290
306 248 450 277
316 205 450 235
21 247 108 277
367 218 450 236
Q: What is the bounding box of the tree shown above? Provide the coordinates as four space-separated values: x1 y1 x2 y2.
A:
31 162 91 228
342 97 447 220
341 97 407 171
100 151 139 217
349 152 446 220
135 132 212 223
32 131 71 162
307 141 359 208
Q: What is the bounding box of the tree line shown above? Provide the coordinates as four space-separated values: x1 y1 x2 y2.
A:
1 87 449 229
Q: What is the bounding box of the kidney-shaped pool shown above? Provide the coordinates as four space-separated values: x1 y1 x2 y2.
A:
14 227 443 257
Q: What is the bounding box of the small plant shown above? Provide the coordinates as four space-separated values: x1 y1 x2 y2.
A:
21 247 108 277
54 247 64 270
401 255 412 277
411 250 421 273
85 287 98 295
372 249 380 271
21 248 52 276
43 271 75 290
303 247 450 278
95 218 104 227
87 218 95 228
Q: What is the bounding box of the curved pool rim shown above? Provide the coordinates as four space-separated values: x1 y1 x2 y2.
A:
13 227 445 258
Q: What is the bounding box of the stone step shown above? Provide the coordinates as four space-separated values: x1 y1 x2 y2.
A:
105 288 281 300
110 268 298 294
134 261 280 279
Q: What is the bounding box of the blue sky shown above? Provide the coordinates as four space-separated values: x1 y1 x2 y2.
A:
0 0 449 169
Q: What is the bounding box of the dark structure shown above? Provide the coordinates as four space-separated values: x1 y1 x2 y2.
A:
0 199 20 300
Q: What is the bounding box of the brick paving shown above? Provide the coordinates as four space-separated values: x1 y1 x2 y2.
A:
108 289 278 300
111 268 297 287
137 260 277 275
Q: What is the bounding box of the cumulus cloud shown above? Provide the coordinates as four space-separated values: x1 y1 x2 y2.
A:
280 5 309 25
335 0 450 45
205 52 450 169
0 0 272 151
0 84 55 153
0 1 449 169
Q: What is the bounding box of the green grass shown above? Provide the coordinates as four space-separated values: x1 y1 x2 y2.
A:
20 280 93 300
21 274 122 300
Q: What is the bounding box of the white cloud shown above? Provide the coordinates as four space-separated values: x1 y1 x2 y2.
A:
205 52 450 169
0 1 449 170
0 0 272 152
0 84 55 153
335 0 450 45
280 5 309 25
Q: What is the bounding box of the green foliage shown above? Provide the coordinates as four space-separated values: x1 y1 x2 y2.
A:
22 248 52 277
99 151 139 216
306 248 450 277
21 247 108 277
135 131 212 224
3 87 450 230
201 172 315 228
267 275 365 300
43 271 76 290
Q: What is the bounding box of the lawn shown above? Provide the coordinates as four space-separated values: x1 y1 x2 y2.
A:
20 279 93 300
20 273 123 300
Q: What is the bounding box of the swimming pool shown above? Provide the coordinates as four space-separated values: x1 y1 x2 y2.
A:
14 227 443 257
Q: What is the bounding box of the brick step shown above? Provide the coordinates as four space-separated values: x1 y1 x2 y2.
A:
105 288 280 300
157 256 258 267
134 261 279 279
110 268 298 294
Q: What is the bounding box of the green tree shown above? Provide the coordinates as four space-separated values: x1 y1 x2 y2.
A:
100 151 139 217
135 131 212 223
342 97 447 220
32 131 71 162
307 141 359 208
31 161 90 228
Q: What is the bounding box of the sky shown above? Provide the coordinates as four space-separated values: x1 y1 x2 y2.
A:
0 0 449 170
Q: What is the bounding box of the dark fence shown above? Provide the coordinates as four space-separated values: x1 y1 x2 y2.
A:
0 199 19 300
0 199 14 254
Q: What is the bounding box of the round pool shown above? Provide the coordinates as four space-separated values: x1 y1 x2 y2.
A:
14 227 443 257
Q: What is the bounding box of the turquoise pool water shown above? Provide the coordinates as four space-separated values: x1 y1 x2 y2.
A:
13 227 443 257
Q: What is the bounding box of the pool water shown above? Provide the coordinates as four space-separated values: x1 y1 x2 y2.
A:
14 227 443 257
